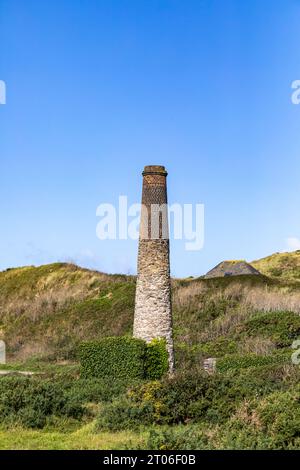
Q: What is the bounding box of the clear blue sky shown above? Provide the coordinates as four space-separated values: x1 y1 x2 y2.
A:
1 0 300 277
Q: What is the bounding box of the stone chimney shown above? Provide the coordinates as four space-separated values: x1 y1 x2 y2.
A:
133 165 174 372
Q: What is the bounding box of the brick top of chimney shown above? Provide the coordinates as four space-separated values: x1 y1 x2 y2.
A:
142 165 168 176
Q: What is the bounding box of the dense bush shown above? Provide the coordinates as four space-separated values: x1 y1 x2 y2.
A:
216 387 300 450
96 396 154 431
216 352 290 373
255 388 300 448
80 337 146 380
0 374 140 429
96 366 300 433
0 376 84 428
79 336 169 380
138 385 300 450
139 391 300 450
96 372 245 431
66 377 142 404
140 426 210 450
145 339 169 380
243 311 300 347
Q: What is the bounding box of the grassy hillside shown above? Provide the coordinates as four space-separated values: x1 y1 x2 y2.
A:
0 263 135 361
252 250 300 280
1 254 300 365
1 253 300 450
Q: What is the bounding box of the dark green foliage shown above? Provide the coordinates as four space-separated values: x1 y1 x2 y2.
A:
96 365 300 434
2 261 300 449
141 389 300 450
243 311 300 347
80 336 169 380
66 377 142 403
96 397 154 432
0 376 84 428
0 374 139 429
218 387 300 450
96 372 239 430
139 426 209 450
145 339 169 380
217 352 290 373
255 388 300 449
80 337 146 380
197 337 238 357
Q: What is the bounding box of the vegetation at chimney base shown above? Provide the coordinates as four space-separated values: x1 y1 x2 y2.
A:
79 337 146 380
144 338 169 380
79 336 169 380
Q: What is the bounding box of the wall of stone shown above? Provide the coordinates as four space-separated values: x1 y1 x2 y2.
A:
134 239 174 372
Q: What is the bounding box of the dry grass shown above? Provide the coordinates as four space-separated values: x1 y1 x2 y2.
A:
173 278 300 346
173 281 209 308
0 263 136 361
198 305 250 342
232 400 262 430
3 288 85 322
243 287 300 314
174 278 300 314
237 336 275 355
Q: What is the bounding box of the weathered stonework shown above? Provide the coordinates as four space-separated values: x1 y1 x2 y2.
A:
133 166 174 372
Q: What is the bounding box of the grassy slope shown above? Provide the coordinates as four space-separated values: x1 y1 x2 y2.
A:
1 254 300 363
0 263 135 360
1 253 300 449
0 423 145 450
252 250 300 280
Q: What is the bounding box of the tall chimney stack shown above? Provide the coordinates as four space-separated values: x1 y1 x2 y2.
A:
133 165 174 372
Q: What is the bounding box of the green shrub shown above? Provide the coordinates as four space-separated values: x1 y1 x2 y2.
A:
257 388 300 448
79 337 146 380
145 339 169 380
96 368 300 433
216 352 290 373
79 336 169 380
96 397 154 431
219 388 300 450
96 372 241 431
0 376 84 428
243 311 300 347
16 407 48 429
66 377 141 403
225 362 300 392
197 337 238 357
139 426 210 450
